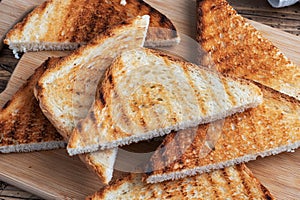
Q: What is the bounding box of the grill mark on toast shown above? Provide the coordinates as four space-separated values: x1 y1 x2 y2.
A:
222 167 234 197
110 107 120 140
111 92 134 138
237 164 252 198
117 102 131 132
183 67 207 116
206 170 219 198
200 69 222 112
221 77 237 106
156 63 179 127
211 168 228 198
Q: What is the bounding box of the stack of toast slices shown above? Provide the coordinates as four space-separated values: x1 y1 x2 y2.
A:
1 0 299 199
2 0 180 185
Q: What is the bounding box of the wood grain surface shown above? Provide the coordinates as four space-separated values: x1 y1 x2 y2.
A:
0 0 299 199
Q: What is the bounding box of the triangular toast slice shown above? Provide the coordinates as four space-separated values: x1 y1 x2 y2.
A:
145 84 300 183
196 0 300 100
67 48 263 155
0 58 65 153
35 15 150 184
4 0 179 54
87 164 274 200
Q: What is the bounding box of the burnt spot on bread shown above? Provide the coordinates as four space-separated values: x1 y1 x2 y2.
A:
139 117 147 126
107 73 114 87
159 15 168 26
98 90 106 106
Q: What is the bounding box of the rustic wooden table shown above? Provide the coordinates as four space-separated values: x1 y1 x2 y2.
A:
0 0 299 199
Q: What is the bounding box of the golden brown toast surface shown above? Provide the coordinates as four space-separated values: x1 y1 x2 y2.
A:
67 48 263 155
0 58 65 153
4 0 179 51
145 84 300 183
88 164 274 200
197 0 300 100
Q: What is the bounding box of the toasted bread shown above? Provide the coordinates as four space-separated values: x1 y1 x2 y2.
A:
0 58 65 153
4 0 179 54
197 0 300 100
67 47 263 155
145 84 300 183
87 164 274 200
35 15 150 184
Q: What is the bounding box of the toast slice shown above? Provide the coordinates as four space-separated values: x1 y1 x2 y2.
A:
4 0 179 54
0 58 65 153
67 48 263 155
145 84 300 183
196 0 300 101
87 164 274 200
35 15 150 184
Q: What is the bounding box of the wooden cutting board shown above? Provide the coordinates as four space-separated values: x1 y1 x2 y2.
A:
0 0 299 199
